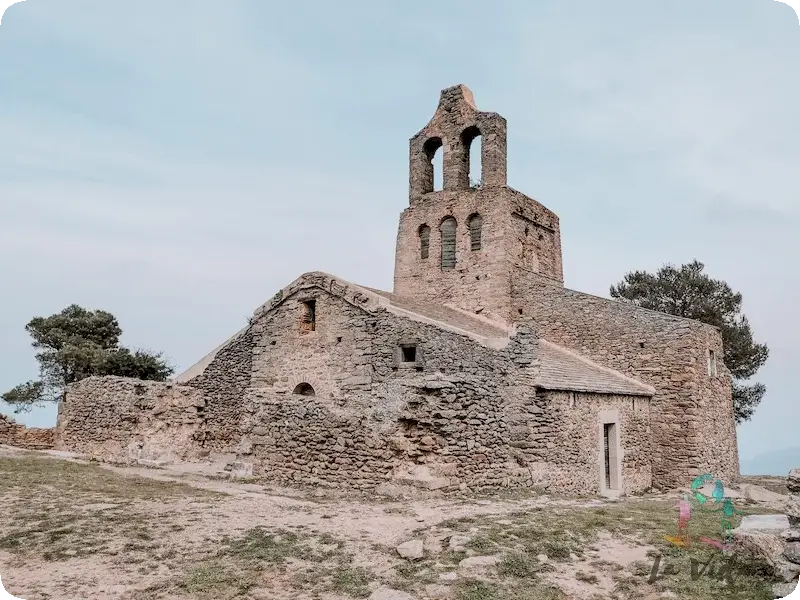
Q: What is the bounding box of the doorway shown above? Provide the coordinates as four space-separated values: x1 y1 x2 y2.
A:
599 410 621 497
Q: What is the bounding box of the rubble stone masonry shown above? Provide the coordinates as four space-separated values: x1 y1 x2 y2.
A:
53 84 738 496
514 275 739 490
55 377 207 464
0 413 54 450
57 278 655 495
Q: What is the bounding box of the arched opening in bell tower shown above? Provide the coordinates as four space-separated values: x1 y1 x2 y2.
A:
461 126 482 188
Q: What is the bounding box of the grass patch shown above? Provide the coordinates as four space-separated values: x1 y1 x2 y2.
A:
440 497 778 600
392 560 439 590
468 534 498 554
575 570 599 584
0 456 220 501
0 455 220 563
221 528 303 564
457 580 501 600
330 566 373 597
173 527 356 598
497 552 542 578
179 562 254 599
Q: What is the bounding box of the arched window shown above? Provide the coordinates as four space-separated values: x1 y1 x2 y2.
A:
468 214 483 251
293 383 315 396
418 225 430 259
461 126 482 189
440 217 457 270
422 137 444 193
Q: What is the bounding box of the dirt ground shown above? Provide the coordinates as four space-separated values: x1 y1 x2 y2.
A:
0 446 780 600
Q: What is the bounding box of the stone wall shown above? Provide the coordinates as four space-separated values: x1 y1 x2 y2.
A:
0 413 54 449
393 188 514 325
56 377 207 464
513 275 739 490
512 391 652 495
786 469 800 559
241 288 538 490
185 326 255 453
394 187 563 325
228 285 652 495
395 85 563 324
408 84 507 198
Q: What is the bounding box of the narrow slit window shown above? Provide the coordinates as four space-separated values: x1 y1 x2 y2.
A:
419 225 430 260
301 299 316 332
440 217 457 270
708 350 717 377
603 422 620 491
468 214 483 251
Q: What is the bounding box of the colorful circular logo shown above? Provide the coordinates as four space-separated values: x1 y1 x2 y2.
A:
664 473 742 551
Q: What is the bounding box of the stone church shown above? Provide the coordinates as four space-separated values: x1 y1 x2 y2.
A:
55 85 739 496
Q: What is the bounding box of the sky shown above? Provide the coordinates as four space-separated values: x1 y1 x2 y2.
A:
0 0 798 472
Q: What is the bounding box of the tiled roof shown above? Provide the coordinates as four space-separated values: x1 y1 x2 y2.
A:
176 271 655 398
535 339 655 397
363 287 511 340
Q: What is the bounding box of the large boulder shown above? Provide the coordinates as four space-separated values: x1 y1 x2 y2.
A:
458 555 500 577
393 464 452 491
740 484 789 509
733 515 800 583
736 515 791 532
785 542 800 565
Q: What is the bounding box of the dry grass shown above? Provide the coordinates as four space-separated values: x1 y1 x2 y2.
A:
0 454 782 600
0 456 221 562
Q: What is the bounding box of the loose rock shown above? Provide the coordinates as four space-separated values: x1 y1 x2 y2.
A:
785 542 800 565
448 534 471 551
369 588 417 600
396 539 424 560
458 555 500 571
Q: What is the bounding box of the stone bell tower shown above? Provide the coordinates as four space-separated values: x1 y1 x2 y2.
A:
393 84 564 326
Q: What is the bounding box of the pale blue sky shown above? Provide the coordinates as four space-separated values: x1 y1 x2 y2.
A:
1 0 798 471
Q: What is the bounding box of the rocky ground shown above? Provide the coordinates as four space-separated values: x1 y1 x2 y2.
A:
0 446 790 600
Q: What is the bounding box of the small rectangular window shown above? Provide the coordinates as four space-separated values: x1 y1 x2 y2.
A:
301 299 316 332
708 349 717 377
401 345 417 363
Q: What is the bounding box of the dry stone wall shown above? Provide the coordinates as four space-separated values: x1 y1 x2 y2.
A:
56 377 207 464
513 275 739 490
517 391 652 495
0 413 54 449
241 288 539 490
184 327 254 453
783 468 800 595
230 284 653 494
